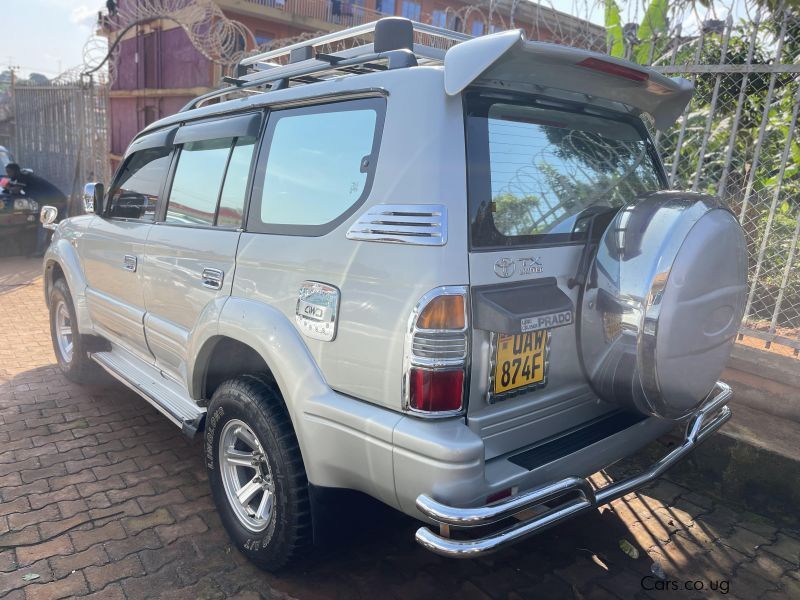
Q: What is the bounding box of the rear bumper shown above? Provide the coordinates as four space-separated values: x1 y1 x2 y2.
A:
414 381 732 557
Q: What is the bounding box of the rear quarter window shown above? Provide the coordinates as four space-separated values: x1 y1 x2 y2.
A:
248 97 385 236
466 94 664 249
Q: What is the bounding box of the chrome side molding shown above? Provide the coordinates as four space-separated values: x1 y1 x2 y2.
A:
414 381 732 557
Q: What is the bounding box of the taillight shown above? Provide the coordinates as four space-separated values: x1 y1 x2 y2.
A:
409 368 464 412
403 286 470 416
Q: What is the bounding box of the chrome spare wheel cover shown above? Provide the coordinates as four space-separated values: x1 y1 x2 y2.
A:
219 419 275 533
55 301 74 364
578 192 748 420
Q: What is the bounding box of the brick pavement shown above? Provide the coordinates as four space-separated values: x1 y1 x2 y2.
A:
0 259 798 599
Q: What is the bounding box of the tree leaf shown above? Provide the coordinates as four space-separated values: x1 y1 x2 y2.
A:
635 0 669 64
604 0 625 58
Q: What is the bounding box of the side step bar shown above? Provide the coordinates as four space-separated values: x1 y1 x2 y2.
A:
415 382 733 557
92 349 206 437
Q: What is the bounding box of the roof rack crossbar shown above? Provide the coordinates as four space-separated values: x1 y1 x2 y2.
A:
180 18 471 113
181 48 418 112
240 18 470 73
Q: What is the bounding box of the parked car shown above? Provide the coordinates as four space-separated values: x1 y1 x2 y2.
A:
1 149 67 256
0 145 16 170
41 18 748 570
1 148 38 255
0 190 39 254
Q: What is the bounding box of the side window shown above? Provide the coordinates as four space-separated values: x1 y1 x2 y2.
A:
251 98 383 234
166 139 230 226
165 136 256 228
108 147 171 221
217 137 256 228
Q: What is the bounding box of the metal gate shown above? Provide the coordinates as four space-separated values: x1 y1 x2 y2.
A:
12 79 110 214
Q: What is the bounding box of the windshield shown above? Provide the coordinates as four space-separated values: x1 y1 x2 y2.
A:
466 94 664 249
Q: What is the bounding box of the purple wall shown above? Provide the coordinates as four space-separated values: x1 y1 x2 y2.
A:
110 26 214 160
110 97 140 156
161 27 212 88
113 28 211 90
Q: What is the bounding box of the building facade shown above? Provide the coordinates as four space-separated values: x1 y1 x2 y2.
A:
103 0 602 166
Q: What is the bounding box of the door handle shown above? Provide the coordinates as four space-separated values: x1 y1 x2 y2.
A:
123 255 137 272
201 268 224 290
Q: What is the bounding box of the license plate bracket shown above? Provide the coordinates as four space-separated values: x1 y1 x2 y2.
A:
490 330 549 402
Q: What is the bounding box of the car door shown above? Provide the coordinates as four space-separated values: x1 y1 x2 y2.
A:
141 113 261 386
80 128 176 363
462 92 668 459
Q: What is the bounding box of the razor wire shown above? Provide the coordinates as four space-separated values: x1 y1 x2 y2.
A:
80 0 255 83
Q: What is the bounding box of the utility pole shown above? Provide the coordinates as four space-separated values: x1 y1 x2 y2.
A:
6 61 18 156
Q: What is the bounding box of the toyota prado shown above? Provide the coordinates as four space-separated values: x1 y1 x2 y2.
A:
40 18 747 569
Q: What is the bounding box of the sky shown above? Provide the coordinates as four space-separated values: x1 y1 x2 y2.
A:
2 0 101 77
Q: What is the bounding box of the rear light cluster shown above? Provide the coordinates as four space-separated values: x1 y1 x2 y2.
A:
403 286 470 415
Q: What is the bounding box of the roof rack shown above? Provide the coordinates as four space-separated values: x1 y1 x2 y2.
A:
181 18 471 112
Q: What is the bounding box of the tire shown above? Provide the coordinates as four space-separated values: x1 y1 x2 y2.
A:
205 375 312 571
49 278 96 383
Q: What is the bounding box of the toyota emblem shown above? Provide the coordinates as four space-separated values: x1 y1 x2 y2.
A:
494 257 515 278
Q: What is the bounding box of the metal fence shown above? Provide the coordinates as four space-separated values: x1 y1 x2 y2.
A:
12 79 110 213
627 6 800 354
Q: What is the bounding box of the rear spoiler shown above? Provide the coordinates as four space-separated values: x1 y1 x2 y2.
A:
444 30 693 131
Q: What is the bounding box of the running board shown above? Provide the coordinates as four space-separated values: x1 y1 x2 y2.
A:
91 349 206 438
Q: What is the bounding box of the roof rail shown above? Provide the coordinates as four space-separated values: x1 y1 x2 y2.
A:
181 18 471 112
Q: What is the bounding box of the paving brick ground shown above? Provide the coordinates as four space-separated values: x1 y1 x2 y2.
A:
0 258 798 599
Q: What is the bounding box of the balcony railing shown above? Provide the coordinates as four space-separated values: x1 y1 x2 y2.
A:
243 0 389 30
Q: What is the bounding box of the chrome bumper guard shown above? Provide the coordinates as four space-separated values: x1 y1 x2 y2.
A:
414 381 732 557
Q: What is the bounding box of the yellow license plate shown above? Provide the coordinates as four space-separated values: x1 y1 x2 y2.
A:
493 331 548 395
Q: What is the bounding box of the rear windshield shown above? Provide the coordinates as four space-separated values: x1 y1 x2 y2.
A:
466 94 664 249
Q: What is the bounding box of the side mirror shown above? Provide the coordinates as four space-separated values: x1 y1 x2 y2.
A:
40 205 58 230
82 182 105 214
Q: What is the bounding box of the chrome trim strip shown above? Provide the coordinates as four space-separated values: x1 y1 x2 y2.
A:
414 381 732 557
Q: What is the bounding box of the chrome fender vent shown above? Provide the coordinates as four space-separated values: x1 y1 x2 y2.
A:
346 204 448 246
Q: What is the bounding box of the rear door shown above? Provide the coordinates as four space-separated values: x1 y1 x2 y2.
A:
142 113 260 386
463 91 666 459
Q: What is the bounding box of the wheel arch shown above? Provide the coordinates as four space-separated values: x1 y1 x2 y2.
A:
189 297 330 447
43 237 92 333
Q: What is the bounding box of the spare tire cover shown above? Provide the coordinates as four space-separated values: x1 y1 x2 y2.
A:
578 192 747 419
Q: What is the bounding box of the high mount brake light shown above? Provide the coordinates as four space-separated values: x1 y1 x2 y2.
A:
577 57 649 83
403 287 470 416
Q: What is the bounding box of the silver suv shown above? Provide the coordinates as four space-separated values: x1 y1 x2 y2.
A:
41 18 747 570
